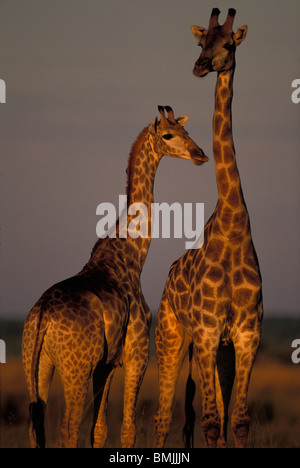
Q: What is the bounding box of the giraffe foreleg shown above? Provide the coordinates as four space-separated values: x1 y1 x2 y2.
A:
193 329 223 448
230 344 260 448
231 310 262 448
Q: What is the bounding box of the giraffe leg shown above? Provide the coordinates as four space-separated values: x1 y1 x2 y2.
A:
154 339 188 448
231 322 261 448
193 330 223 448
59 368 91 448
91 362 116 448
28 346 54 448
215 342 235 448
154 297 189 448
120 352 149 448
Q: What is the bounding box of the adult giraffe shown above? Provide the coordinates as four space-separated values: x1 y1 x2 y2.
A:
155 9 263 448
22 106 208 448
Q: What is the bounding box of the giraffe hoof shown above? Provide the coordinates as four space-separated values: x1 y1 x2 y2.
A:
232 423 249 448
201 415 221 448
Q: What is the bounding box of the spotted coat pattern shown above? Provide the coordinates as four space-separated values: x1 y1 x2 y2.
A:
22 106 207 448
155 10 263 449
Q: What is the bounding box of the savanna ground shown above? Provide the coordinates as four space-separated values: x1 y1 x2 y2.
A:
0 317 299 448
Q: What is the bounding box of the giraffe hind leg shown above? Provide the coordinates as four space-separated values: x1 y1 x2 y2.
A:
59 370 91 448
155 296 189 448
183 344 196 448
29 399 46 448
215 341 235 448
91 360 116 448
121 350 149 448
28 346 55 448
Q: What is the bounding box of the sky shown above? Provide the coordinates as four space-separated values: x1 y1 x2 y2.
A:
0 0 299 319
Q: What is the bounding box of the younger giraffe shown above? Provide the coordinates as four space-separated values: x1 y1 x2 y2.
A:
155 9 263 448
22 106 208 448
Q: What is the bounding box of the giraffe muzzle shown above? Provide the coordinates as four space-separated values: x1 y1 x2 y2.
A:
191 148 209 165
193 59 213 78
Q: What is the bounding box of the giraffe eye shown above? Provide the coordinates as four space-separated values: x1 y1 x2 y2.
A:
223 42 235 51
162 134 174 141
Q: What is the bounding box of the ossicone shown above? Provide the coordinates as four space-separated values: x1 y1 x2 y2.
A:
223 8 236 32
208 7 221 30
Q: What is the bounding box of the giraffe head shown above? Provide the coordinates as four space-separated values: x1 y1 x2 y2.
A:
191 8 248 77
149 106 208 165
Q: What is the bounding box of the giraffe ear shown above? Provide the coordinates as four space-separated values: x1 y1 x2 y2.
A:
176 115 189 127
149 117 158 135
191 25 207 45
233 25 248 46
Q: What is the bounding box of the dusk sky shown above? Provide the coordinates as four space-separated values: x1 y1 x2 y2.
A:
0 0 299 319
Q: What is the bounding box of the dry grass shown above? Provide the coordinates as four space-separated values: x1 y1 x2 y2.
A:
1 350 300 448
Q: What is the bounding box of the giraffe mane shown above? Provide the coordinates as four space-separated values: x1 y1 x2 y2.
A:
126 125 150 198
87 125 150 262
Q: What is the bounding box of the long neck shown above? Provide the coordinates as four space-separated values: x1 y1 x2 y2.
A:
85 128 161 280
212 68 249 235
123 129 161 265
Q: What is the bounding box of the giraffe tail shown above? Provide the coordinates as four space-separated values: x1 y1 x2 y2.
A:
22 299 50 448
183 343 196 448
